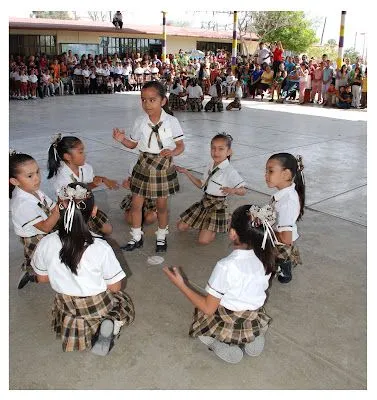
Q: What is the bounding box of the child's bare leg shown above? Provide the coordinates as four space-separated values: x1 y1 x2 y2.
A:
198 230 216 245
177 220 190 231
131 195 145 228
156 197 168 229
125 210 133 225
143 210 158 225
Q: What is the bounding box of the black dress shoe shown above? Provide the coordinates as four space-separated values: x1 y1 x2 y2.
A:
17 271 36 289
155 238 167 253
120 237 143 251
277 261 292 284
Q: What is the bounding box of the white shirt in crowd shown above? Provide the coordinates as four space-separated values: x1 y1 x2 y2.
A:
201 159 245 197
134 67 144 75
81 69 90 78
129 109 184 154
102 67 111 77
258 47 272 65
122 65 132 76
12 71 20 81
51 162 95 195
73 67 82 75
10 187 56 237
235 85 243 99
19 74 29 83
31 231 126 297
208 84 220 98
151 66 159 74
114 66 123 75
272 183 300 242
206 249 270 311
187 85 203 98
28 74 38 84
170 83 184 95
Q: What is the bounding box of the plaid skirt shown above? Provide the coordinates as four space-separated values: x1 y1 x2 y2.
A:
135 74 144 84
204 97 224 111
226 97 241 110
179 193 229 233
130 152 179 198
120 193 157 213
88 209 109 235
275 243 302 267
187 98 203 111
52 289 135 352
168 93 186 110
73 75 83 86
20 234 45 273
189 305 271 345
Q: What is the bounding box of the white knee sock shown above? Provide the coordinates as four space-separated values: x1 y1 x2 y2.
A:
130 227 142 241
156 226 169 241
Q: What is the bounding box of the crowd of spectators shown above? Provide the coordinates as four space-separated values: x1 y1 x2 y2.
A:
9 42 367 109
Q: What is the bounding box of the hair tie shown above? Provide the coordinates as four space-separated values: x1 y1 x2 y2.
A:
9 148 19 157
248 204 278 249
296 155 305 185
58 185 91 232
50 133 62 161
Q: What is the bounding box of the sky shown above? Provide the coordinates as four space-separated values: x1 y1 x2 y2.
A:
7 4 368 57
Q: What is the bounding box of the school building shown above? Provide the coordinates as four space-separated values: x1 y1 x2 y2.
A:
9 17 259 59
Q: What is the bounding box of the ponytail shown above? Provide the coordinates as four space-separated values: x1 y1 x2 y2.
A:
58 183 95 275
9 151 35 199
268 153 306 220
230 205 276 275
216 81 222 98
47 135 82 179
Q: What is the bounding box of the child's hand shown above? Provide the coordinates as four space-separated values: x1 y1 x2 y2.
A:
113 128 125 143
122 178 131 189
160 149 173 157
175 165 187 174
220 186 234 195
103 178 119 190
163 266 185 288
52 204 60 215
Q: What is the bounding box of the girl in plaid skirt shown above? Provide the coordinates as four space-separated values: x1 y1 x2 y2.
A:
265 153 306 283
113 81 185 252
31 183 135 355
120 160 157 226
176 133 246 245
10 151 60 289
204 78 224 112
164 203 277 363
186 78 204 111
47 134 119 236
168 77 186 111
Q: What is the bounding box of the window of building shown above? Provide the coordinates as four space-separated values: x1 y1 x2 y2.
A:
100 37 162 58
60 43 100 58
196 41 240 54
9 35 56 57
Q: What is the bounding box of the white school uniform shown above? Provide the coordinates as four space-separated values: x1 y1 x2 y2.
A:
81 69 90 78
51 162 95 195
19 74 28 83
170 83 184 95
235 86 243 99
31 231 126 297
73 68 82 75
272 183 300 241
187 85 203 98
208 84 219 97
10 187 56 237
201 159 245 197
28 74 38 84
129 109 184 154
205 249 270 311
114 66 123 75
134 67 144 75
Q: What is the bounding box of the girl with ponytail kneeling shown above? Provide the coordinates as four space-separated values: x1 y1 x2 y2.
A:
31 183 135 355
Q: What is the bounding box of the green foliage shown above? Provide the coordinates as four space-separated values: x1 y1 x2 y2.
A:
343 47 361 63
30 11 72 20
307 40 338 62
252 11 317 53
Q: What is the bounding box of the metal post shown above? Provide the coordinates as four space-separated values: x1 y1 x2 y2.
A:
162 11 167 63
337 11 346 69
320 17 327 45
354 32 357 49
232 11 238 73
360 33 366 61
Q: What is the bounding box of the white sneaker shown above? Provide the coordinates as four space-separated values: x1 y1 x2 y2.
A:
244 336 265 357
209 341 244 364
197 335 216 346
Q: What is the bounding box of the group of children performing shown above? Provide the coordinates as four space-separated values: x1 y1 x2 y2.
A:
10 81 305 363
169 76 243 112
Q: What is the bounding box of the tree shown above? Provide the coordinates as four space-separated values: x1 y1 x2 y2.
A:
343 48 361 63
249 11 317 53
306 44 338 62
327 39 337 47
30 11 73 19
87 11 109 22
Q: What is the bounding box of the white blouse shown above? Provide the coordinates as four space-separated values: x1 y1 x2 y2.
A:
10 187 56 237
31 231 126 297
206 249 270 311
51 162 94 195
129 109 184 154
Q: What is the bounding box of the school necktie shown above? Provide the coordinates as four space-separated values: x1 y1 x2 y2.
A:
148 122 163 150
202 167 219 192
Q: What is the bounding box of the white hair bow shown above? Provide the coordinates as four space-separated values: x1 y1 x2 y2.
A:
58 185 90 233
248 204 278 249
50 133 62 161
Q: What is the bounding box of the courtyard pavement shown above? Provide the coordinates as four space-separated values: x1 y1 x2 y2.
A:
8 92 367 390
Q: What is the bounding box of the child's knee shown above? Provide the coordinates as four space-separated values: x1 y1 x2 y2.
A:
198 233 216 245
177 220 189 231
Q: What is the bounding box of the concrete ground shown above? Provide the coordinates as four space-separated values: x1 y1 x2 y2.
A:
9 92 367 390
